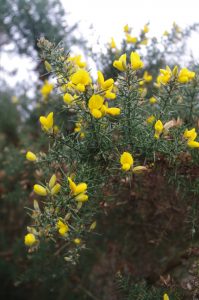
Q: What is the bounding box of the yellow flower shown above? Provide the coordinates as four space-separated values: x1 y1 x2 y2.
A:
39 112 54 132
24 233 36 247
57 219 69 236
113 54 127 72
70 69 92 92
187 140 199 148
132 166 147 174
130 52 144 70
88 94 104 119
149 96 157 104
40 80 53 99
68 55 86 68
44 61 52 72
63 93 74 105
34 184 47 196
26 151 37 162
120 152 134 171
183 128 197 141
143 24 149 33
97 71 114 90
157 66 172 85
177 68 195 83
48 174 61 195
68 177 88 202
106 107 121 116
143 71 152 82
163 294 169 300
146 115 155 124
126 33 137 44
154 120 164 139
110 37 116 49
124 24 130 33
74 122 85 138
74 238 81 245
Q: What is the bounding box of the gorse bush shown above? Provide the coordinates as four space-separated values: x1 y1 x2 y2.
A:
21 25 199 299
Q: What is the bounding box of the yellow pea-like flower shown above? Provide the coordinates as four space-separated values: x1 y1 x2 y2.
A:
123 24 130 33
49 174 57 189
74 238 81 245
57 219 69 236
106 107 121 116
143 24 149 33
183 128 197 142
70 69 92 91
163 294 169 300
126 33 137 44
68 177 88 202
26 151 37 162
143 71 152 82
40 80 53 99
130 52 144 70
44 61 52 72
157 66 172 85
113 54 127 72
110 37 116 49
120 152 134 171
187 140 199 148
154 120 164 139
24 233 36 246
34 184 47 196
63 93 74 105
51 183 61 195
132 166 147 174
177 68 195 83
149 97 157 104
39 112 54 132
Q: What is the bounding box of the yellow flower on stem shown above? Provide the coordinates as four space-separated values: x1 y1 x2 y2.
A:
97 71 114 90
74 238 81 245
113 54 127 72
88 94 104 119
143 71 152 82
123 24 130 33
126 33 137 44
183 128 197 142
24 233 36 247
34 184 48 196
177 68 195 83
130 52 144 70
40 80 53 99
157 66 172 85
63 93 74 105
149 96 157 104
39 112 54 132
56 219 69 236
26 151 37 162
132 166 147 174
68 55 86 68
163 294 169 300
48 174 61 195
68 177 88 202
110 37 116 49
120 152 134 171
106 107 121 116
143 24 149 33
154 120 164 139
70 69 92 92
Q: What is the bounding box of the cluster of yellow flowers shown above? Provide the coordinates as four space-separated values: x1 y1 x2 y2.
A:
156 65 195 85
113 51 144 72
183 128 199 148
